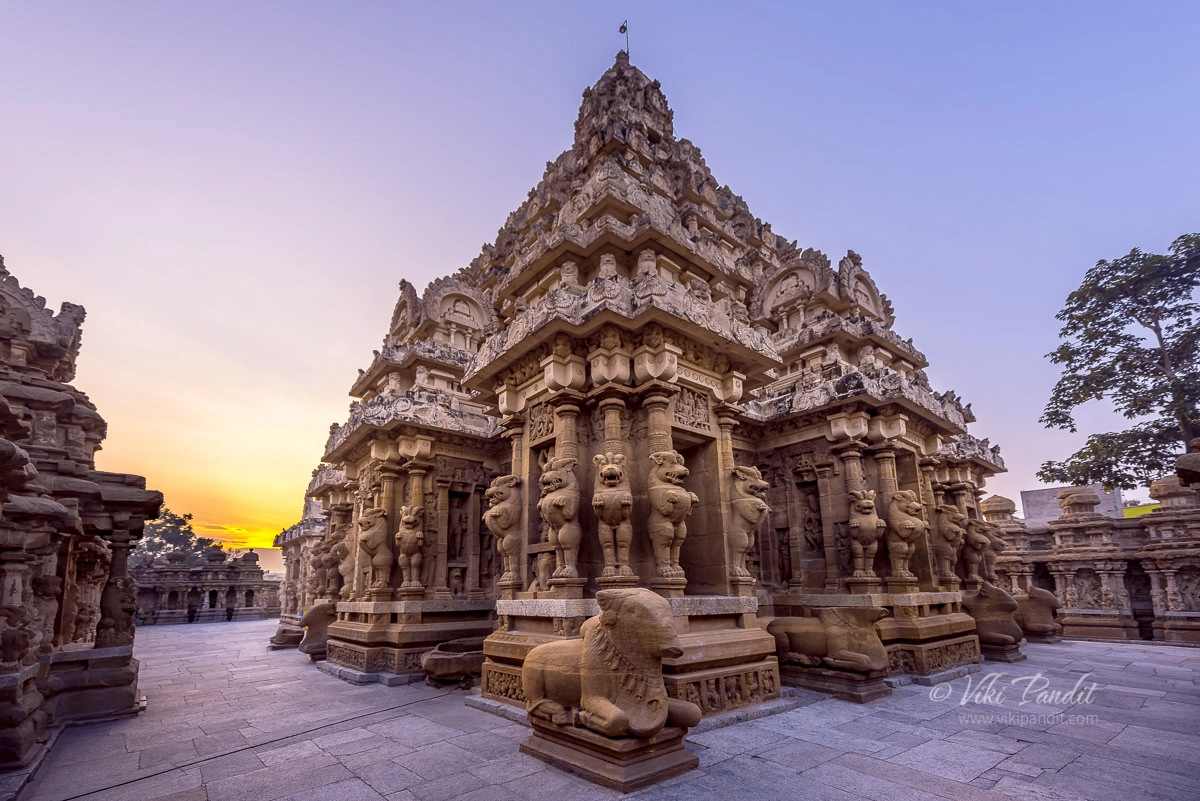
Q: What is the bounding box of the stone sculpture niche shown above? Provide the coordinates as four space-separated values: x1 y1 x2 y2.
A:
766 607 892 702
394 505 426 590
646 450 698 579
886 491 927 582
1015 586 1062 642
847 489 885 578
591 452 634 578
728 466 770 580
520 588 702 791
483 475 522 585
538 457 582 579
962 581 1025 662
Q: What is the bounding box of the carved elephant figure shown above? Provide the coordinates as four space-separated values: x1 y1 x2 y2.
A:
522 588 701 738
766 607 889 674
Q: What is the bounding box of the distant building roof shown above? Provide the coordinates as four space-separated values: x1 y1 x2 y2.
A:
1019 484 1124 525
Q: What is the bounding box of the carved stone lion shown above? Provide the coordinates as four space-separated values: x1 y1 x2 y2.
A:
933 505 967 581
962 518 992 582
647 451 698 578
728 466 770 579
539 457 582 579
332 523 354 599
886 491 927 580
767 607 889 674
980 522 1007 583
357 507 392 590
962 582 1024 647
847 489 885 578
522 588 701 738
592 452 633 578
394 505 426 588
484 475 522 584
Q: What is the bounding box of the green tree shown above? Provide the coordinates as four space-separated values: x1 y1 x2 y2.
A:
130 508 220 568
1038 233 1200 490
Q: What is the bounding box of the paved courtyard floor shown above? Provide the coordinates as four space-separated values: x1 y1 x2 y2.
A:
21 619 1200 801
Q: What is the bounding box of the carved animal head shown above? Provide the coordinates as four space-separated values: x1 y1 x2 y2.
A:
595 587 681 660
889 490 924 518
648 450 690 487
937 505 968 535
731 466 769 501
848 489 878 517
397 505 423 531
967 581 1018 613
358 506 387 531
539 457 577 497
592 452 628 488
485 474 520 507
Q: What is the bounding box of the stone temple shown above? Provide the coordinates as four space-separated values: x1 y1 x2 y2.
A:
131 548 281 625
0 257 161 768
271 50 1019 718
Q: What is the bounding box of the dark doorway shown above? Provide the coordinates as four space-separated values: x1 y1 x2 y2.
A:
1124 561 1155 640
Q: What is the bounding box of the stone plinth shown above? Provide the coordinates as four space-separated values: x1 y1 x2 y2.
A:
482 595 779 717
39 645 141 724
325 598 496 682
521 717 696 793
773 591 980 682
1059 609 1144 642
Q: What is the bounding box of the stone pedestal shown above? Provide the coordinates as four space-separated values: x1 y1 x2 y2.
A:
981 642 1026 662
778 664 890 703
325 598 495 683
775 591 980 684
482 596 779 717
521 718 697 793
40 645 141 724
269 618 304 649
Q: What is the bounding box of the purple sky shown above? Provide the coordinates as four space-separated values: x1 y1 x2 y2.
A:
3 2 1197 552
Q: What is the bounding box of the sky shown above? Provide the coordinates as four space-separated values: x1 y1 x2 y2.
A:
2 3 1197 565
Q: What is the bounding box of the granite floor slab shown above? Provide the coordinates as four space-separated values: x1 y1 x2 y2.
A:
22 619 1200 801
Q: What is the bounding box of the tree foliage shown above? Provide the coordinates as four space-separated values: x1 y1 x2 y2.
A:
1039 233 1200 489
130 508 220 569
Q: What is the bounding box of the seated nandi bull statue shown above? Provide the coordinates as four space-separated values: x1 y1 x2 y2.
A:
962 581 1025 661
520 588 703 790
522 588 701 737
1015 586 1062 640
728 466 770 579
766 607 891 702
647 451 698 579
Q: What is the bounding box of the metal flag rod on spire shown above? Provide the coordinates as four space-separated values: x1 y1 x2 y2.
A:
619 19 629 57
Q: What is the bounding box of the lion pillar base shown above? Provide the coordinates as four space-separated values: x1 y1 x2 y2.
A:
779 664 891 703
521 717 697 793
844 576 883 595
645 576 686 598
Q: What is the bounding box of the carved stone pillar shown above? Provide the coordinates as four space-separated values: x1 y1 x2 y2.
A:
643 392 674 454
95 526 135 648
547 400 584 597
466 486 483 598
716 409 753 596
871 447 898 512
432 481 452 598
816 463 839 590
1147 568 1167 615
1164 569 1181 611
835 444 865 495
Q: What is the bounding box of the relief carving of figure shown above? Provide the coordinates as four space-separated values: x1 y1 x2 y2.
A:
483 475 522 584
886 491 927 580
933 505 967 580
728 466 770 579
647 451 698 578
357 507 392 589
538 457 582 579
591 452 634 577
846 489 885 578
94 576 136 648
766 607 889 673
522 588 701 737
394 505 426 588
